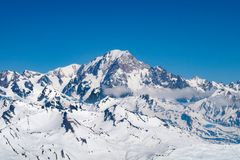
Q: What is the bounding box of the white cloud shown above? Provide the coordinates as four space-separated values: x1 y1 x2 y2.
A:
103 86 214 100
134 87 213 100
103 86 131 98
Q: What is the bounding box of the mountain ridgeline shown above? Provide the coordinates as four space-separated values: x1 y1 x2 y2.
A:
0 50 240 160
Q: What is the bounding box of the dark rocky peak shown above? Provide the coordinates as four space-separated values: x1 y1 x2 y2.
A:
187 76 214 91
0 70 21 88
83 50 149 76
146 66 189 89
22 70 42 79
37 75 53 87
228 81 240 91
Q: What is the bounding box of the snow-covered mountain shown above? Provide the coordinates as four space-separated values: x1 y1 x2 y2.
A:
0 50 240 160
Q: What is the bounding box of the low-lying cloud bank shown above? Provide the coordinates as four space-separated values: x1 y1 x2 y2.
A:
134 87 210 99
103 86 132 98
103 86 213 99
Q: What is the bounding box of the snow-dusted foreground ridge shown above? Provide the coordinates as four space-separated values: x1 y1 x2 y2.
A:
0 50 240 160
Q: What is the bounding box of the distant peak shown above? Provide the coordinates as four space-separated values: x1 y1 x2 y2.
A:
22 70 42 78
48 64 81 78
192 76 205 81
155 66 165 72
1 70 15 74
23 70 41 74
191 76 213 84
0 70 20 76
104 49 132 59
52 64 80 71
108 49 130 54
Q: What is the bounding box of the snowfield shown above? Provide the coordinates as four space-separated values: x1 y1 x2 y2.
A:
0 50 239 160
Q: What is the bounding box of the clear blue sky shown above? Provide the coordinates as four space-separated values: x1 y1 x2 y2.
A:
0 0 239 83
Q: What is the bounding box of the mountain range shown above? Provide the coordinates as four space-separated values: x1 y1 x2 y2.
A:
0 50 240 160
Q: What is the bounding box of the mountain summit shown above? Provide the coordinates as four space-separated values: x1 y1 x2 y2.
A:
0 50 239 160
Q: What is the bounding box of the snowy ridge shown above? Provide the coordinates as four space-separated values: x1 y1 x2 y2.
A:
0 50 240 160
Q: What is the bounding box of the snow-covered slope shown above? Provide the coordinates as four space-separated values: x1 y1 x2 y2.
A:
0 49 240 160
